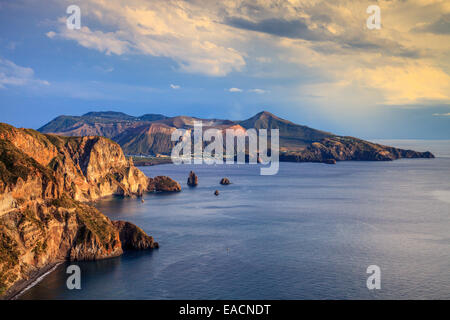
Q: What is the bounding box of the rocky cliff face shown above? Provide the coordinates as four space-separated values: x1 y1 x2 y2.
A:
0 123 180 298
113 221 158 250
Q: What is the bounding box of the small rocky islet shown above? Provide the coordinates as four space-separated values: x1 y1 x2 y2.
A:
187 171 198 187
220 178 231 185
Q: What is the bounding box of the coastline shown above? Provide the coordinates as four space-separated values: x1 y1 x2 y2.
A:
3 262 63 300
129 156 172 167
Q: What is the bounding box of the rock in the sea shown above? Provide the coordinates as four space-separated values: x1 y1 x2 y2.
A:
324 159 337 164
187 171 198 186
214 190 220 196
151 176 181 192
112 221 157 250
220 178 231 185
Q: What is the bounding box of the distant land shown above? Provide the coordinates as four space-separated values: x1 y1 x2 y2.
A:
39 111 434 163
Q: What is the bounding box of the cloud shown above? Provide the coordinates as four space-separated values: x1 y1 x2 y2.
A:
46 31 56 39
229 87 243 92
0 58 49 88
225 17 331 41
47 26 130 55
45 0 450 106
413 14 450 34
355 63 450 105
170 84 180 89
248 89 267 94
433 113 450 116
298 62 450 106
47 0 246 76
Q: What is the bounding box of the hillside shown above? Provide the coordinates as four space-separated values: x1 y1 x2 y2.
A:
0 123 180 298
39 111 435 162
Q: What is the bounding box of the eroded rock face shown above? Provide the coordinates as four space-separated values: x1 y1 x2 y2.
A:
187 171 198 187
0 198 123 297
151 176 181 192
0 123 179 298
113 221 158 250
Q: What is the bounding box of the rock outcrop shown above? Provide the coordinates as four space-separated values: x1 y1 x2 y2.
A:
113 221 158 250
220 178 231 185
187 171 198 187
0 123 179 298
151 176 181 192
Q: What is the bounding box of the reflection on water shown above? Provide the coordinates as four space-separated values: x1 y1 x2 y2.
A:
20 141 450 299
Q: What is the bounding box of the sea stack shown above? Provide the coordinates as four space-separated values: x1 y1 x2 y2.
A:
220 178 231 185
187 171 198 186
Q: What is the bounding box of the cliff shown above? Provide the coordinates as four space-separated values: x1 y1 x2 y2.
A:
0 123 180 298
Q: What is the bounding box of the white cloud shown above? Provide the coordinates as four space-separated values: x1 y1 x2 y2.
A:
0 58 49 89
248 88 267 94
46 31 56 39
48 26 130 55
229 87 243 92
170 84 180 89
47 0 246 76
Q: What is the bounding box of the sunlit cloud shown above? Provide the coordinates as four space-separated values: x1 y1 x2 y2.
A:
45 0 450 106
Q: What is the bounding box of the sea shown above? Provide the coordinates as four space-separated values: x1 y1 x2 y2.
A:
18 140 450 299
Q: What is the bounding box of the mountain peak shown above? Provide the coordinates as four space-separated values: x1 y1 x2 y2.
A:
257 110 275 117
242 110 290 125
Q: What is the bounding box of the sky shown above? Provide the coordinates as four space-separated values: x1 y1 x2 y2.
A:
0 0 450 139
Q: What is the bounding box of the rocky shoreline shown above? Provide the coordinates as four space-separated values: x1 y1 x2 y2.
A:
0 123 181 297
2 262 62 300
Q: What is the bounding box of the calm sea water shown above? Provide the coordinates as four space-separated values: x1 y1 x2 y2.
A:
19 140 450 299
